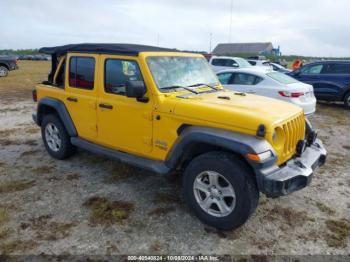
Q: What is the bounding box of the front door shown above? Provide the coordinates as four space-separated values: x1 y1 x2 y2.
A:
63 53 98 141
96 55 153 156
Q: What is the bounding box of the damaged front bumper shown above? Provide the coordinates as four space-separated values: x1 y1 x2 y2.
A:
259 138 327 197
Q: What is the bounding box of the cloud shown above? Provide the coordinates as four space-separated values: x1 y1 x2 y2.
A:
1 0 349 56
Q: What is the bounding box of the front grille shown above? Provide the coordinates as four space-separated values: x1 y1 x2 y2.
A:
281 113 305 158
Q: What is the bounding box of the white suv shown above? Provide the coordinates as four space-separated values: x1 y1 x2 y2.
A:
209 56 252 72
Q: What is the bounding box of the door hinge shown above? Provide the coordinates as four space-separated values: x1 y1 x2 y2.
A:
143 112 153 121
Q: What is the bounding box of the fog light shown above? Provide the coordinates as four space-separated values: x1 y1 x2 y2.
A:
296 140 307 157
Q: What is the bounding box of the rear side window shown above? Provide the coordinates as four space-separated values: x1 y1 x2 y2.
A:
248 61 256 65
104 59 143 96
69 57 95 90
232 73 263 85
322 63 350 74
267 72 298 84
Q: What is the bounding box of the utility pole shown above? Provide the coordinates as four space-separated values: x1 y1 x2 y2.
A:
209 33 213 53
229 0 233 43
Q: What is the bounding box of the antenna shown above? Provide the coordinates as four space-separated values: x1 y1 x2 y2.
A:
229 0 233 43
209 33 213 53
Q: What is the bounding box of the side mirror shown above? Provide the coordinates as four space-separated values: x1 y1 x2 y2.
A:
232 63 239 68
292 70 301 76
126 81 148 102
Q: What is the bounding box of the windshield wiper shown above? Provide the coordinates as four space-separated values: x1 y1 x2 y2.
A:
161 85 199 94
188 83 219 91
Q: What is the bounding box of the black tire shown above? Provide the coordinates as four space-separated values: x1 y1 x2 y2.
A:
41 114 76 159
0 66 8 77
182 151 259 230
344 92 350 109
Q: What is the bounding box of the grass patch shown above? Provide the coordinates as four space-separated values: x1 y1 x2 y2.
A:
265 207 314 227
0 209 9 226
148 206 176 216
343 145 350 150
315 202 335 215
20 214 76 241
0 180 35 194
83 196 134 225
23 139 37 146
0 139 20 146
20 149 40 157
325 219 350 248
32 165 54 175
0 227 11 240
25 127 39 134
66 173 80 181
0 240 38 254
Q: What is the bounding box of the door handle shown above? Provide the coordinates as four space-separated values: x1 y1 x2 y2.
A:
67 97 78 102
99 103 113 110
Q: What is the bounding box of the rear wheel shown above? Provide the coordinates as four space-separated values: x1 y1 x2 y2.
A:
41 114 76 159
0 66 8 77
182 151 259 230
344 92 350 109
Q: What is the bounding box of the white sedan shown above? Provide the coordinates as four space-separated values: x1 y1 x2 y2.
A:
217 68 316 115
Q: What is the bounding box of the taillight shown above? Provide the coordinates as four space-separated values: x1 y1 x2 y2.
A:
32 89 37 102
278 91 304 98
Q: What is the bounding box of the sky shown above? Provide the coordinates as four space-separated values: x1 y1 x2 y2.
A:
1 0 350 57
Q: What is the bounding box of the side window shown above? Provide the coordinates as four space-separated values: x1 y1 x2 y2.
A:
69 57 95 90
322 63 350 74
225 59 238 67
104 59 143 96
232 73 261 85
211 59 225 66
217 72 233 85
300 64 323 75
248 61 257 66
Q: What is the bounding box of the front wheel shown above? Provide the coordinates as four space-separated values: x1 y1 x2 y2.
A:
182 152 259 230
344 92 350 109
0 66 8 77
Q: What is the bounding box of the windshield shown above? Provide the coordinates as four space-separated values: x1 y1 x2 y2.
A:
147 56 219 91
235 58 252 68
267 72 298 84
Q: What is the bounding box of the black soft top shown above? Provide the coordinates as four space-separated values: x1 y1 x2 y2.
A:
39 43 178 56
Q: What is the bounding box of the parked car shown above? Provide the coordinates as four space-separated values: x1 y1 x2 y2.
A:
270 62 291 73
217 68 316 115
247 59 273 70
209 56 252 72
32 43 326 230
288 60 350 108
0 56 19 77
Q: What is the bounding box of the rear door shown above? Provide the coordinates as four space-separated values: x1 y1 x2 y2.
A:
296 63 334 99
96 55 153 156
63 53 98 141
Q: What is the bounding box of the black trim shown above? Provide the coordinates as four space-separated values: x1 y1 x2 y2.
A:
36 97 77 137
71 137 170 175
39 43 179 57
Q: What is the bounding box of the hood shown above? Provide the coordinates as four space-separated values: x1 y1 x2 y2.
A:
171 90 302 135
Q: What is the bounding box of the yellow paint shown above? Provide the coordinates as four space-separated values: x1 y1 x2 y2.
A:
36 51 305 165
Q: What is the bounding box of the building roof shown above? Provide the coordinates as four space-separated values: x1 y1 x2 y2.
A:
39 43 179 56
213 42 273 55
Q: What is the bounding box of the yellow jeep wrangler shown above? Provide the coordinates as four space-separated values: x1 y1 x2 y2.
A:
32 44 326 230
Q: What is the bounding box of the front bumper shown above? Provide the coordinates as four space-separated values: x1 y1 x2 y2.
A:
260 138 327 197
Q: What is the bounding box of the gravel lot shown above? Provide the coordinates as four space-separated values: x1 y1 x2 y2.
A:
0 61 349 256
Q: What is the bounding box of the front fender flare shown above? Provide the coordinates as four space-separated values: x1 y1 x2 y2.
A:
165 126 276 169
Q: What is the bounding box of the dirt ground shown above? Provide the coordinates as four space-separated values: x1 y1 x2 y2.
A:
0 61 349 256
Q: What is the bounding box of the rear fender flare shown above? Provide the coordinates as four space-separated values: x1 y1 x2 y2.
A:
37 97 77 137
